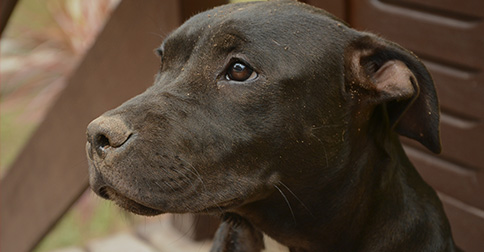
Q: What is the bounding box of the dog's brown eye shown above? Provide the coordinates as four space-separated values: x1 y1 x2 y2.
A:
226 62 257 82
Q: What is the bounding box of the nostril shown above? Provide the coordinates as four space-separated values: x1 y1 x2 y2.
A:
86 115 133 155
96 134 111 150
98 187 110 199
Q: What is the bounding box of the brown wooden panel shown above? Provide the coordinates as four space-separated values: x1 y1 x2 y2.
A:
404 146 484 210
347 0 484 121
424 61 484 120
439 116 484 167
180 0 227 21
349 0 484 69
348 0 484 129
382 0 484 19
349 1 484 251
440 193 484 252
404 114 484 173
304 0 347 21
0 1 181 251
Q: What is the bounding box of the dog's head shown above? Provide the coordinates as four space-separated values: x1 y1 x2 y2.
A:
86 0 440 216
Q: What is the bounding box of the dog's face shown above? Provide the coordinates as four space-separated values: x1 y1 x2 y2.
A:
87 1 439 216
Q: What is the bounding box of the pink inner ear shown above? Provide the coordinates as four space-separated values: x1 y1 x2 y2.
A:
373 60 418 102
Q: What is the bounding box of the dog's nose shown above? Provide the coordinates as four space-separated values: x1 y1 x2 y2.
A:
86 116 132 156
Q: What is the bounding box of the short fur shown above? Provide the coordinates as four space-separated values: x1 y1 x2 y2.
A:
86 1 457 251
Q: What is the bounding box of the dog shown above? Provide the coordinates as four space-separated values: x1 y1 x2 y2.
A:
86 0 458 251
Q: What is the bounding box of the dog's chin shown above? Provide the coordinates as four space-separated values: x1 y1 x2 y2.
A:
194 198 245 214
97 185 250 216
100 187 164 216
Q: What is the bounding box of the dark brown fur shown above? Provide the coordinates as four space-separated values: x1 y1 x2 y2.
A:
86 1 457 251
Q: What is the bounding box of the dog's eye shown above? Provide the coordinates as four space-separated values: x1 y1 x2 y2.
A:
155 48 164 66
226 62 257 82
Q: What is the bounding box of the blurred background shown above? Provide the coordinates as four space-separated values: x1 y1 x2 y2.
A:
2 0 119 174
0 1 144 251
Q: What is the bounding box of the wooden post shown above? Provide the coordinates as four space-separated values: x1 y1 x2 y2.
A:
0 0 18 35
0 1 180 251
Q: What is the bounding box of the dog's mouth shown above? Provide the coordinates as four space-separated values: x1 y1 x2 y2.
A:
98 186 164 216
97 186 244 216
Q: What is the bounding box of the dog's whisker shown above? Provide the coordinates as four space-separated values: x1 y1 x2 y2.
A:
274 184 296 225
278 182 315 218
169 165 192 181
165 177 201 211
178 156 205 186
322 144 329 168
149 31 170 39
177 157 225 213
170 167 194 189
311 124 345 130
156 181 174 193
165 165 222 213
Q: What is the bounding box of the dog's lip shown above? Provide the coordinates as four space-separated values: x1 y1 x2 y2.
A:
99 186 164 216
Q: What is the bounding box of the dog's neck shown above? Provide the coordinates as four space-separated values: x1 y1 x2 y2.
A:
231 122 430 251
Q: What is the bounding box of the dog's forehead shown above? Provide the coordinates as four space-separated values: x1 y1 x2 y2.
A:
164 1 344 50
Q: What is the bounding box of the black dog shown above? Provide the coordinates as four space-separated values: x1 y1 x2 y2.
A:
86 1 458 251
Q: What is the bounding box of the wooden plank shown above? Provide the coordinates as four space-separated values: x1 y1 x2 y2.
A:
440 193 484 252
0 1 181 251
404 145 484 210
424 60 484 121
349 0 484 120
305 0 347 21
380 0 484 20
349 0 484 69
180 0 227 21
0 0 18 35
348 1 484 251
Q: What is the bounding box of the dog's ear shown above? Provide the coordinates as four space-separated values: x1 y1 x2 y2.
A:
345 34 441 154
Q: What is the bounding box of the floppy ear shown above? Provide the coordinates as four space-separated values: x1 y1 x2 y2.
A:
345 34 441 154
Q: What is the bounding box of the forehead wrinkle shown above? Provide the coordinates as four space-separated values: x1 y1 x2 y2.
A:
161 35 188 53
211 32 248 53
